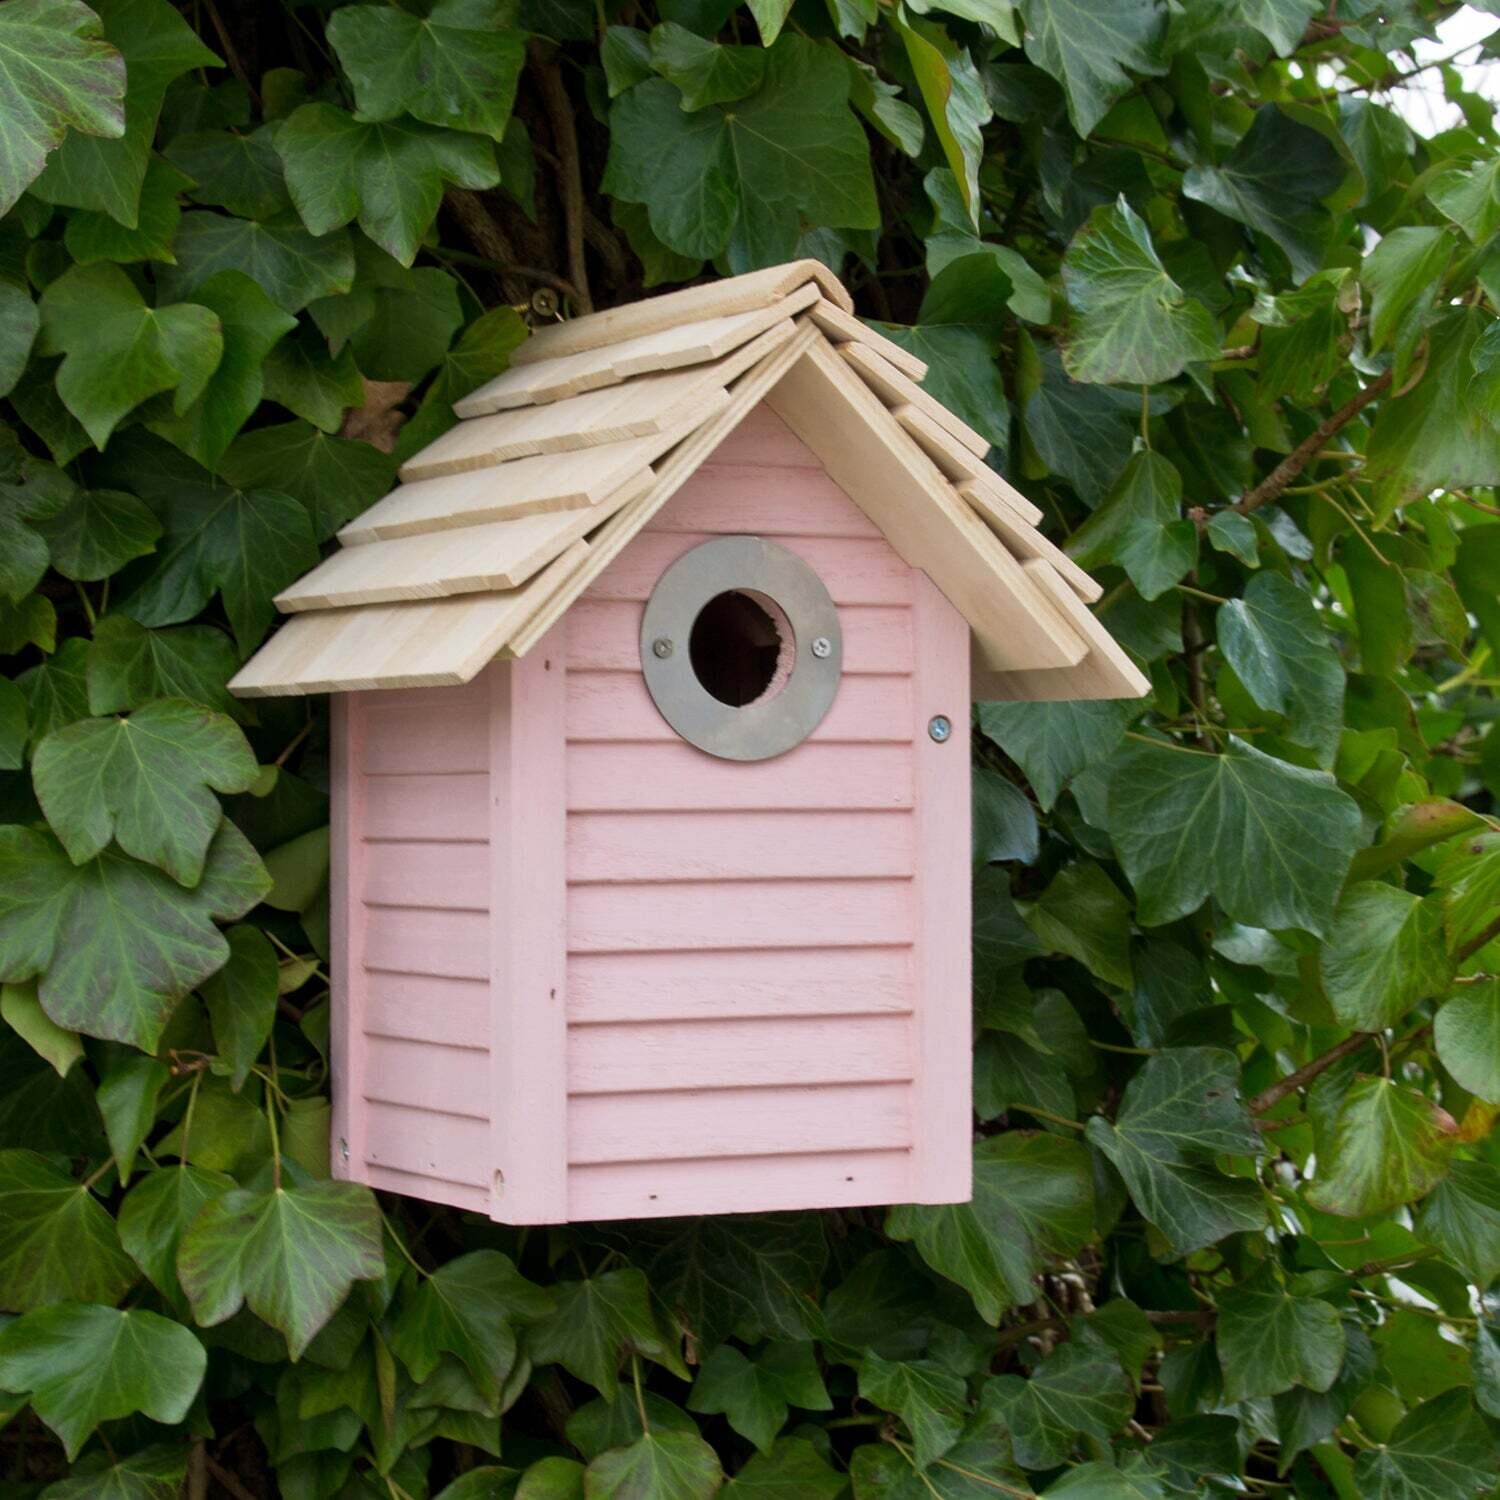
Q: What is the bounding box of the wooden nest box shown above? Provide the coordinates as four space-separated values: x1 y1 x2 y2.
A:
231 260 1145 1224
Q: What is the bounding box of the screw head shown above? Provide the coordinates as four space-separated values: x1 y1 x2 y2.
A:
651 637 674 659
811 636 832 659
928 714 953 743
338 1137 349 1163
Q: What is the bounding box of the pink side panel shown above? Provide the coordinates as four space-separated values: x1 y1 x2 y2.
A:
561 402 972 1220
329 695 366 1184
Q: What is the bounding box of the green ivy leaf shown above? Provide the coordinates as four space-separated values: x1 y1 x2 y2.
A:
177 1179 385 1359
327 0 526 142
1306 1077 1457 1219
1434 981 1500 1105
1320 883 1450 1032
1103 737 1361 935
604 36 877 268
1024 861 1133 988
218 419 395 543
86 614 243 721
276 103 498 267
1216 571 1345 764
1427 156 1500 244
160 212 357 314
39 1443 188 1499
96 1051 168 1183
61 156 188 267
0 1303 205 1459
972 767 1039 867
0 279 39 397
585 1430 723 1500
0 979 82 1075
164 125 291 219
1020 343 1140 504
984 1343 1133 1469
1360 226 1452 387
1018 0 1163 138
32 485 160 583
117 1162 234 1299
389 1250 553 1407
893 15 989 223
859 1355 967 1470
722 1437 847 1500
0 819 270 1051
689 1343 830 1455
1183 107 1345 280
1352 1386 1495 1499
36 263 221 450
976 698 1136 811
199 923 278 1090
33 698 258 886
1062 197 1217 385
1085 1047 1265 1258
1215 1265 1344 1401
888 1133 1095 1323
0 0 126 217
529 1269 684 1397
648 24 765 111
1067 451 1196 603
1041 1460 1167 1498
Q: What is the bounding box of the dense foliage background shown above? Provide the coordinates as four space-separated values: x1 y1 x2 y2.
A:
0 0 1497 1494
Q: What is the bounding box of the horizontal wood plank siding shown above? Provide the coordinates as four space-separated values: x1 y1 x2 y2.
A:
564 404 924 1218
340 676 496 1209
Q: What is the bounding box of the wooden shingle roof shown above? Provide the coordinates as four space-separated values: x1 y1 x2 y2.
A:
230 260 1146 702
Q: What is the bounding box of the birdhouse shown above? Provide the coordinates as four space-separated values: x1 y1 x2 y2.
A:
231 260 1145 1225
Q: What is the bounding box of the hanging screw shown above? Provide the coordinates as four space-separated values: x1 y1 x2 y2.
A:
928 715 952 743
338 1137 349 1163
652 637 674 659
811 636 832 659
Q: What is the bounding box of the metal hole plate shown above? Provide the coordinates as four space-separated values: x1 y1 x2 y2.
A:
639 535 842 762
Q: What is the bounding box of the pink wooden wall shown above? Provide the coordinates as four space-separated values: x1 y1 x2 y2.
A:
331 402 973 1222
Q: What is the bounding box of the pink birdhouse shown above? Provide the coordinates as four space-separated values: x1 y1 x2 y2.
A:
231 260 1144 1225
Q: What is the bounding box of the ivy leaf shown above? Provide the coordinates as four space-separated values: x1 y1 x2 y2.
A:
164 125 291 219
327 0 526 142
0 0 126 217
117 1163 234 1300
218 419 396 543
0 980 82 1075
1320 883 1449 1032
30 0 217 228
1235 0 1322 54
0 819 270 1051
1434 981 1500 1105
1019 343 1139 504
17 636 90 740
262 324 364 431
1024 861 1133 989
86 614 243 721
529 1269 684 1397
722 1437 847 1500
200 923 278 1089
1215 1266 1343 1401
0 1148 136 1310
33 698 258 886
1306 1078 1457 1219
1360 226 1452 386
0 280 39 397
984 1343 1133 1469
389 1250 553 1406
689 1343 830 1455
96 1052 168 1183
62 155 188 267
1067 451 1196 602
32 485 159 583
107 433 318 653
1018 0 1164 138
1183 108 1346 281
276 103 498 267
648 24 765 111
972 768 1039 867
39 1443 189 1499
1103 737 1361 935
1216 572 1345 764
1352 1387 1495 1499
1206 511 1258 567
1427 156 1500 243
1041 1461 1167 1498
36 263 221 450
160 212 357 315
585 1430 723 1500
1414 1161 1500 1287
976 698 1136 811
859 1354 967 1469
147 270 296 468
888 1133 1095 1323
0 1303 204 1459
604 36 877 268
177 1179 385 1359
1084 1048 1266 1258
1062 198 1217 385
893 15 989 223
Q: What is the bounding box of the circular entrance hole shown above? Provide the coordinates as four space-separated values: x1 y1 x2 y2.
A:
689 589 795 707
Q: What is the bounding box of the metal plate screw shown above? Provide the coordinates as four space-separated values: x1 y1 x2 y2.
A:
338 1137 349 1163
652 637 674 658
811 636 832 658
928 714 953 743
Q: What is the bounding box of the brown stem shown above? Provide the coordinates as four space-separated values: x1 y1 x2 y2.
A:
530 43 593 314
1232 371 1391 518
206 1456 261 1500
444 189 529 305
1455 913 1500 966
186 1441 207 1500
200 0 259 107
1144 1308 1215 1327
1181 588 1207 745
1250 1032 1372 1115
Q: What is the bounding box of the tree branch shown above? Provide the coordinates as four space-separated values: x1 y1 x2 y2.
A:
444 189 529 305
531 42 593 314
1455 912 1500 966
1232 371 1392 518
1250 1032 1372 1115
